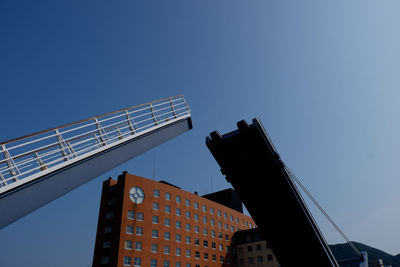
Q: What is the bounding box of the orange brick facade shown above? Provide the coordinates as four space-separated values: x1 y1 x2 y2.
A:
93 172 255 267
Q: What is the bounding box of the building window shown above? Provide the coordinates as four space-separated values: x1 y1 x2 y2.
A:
185 236 191 244
101 257 110 264
194 226 199 233
225 234 229 241
231 225 234 232
137 212 144 221
176 196 181 203
202 205 206 212
248 257 254 264
210 208 214 215
194 202 199 209
186 249 191 257
176 221 181 229
185 199 190 207
202 216 207 224
151 259 157 267
224 213 227 219
212 255 217 261
225 223 228 230
151 244 158 253
176 208 181 216
104 226 112 233
136 226 143 235
164 246 170 255
124 256 132 266
154 189 160 197
153 202 159 210
211 219 215 226
186 264 191 267
125 240 132 250
164 260 170 267
165 218 171 227
203 228 207 235
175 262 181 267
127 225 134 234
257 256 263 263
194 214 199 221
256 244 262 251
176 233 181 242
203 240 208 247
218 222 222 228
106 212 114 219
165 205 171 213
175 247 181 256
103 241 111 248
249 223 252 228
204 253 209 260
194 238 199 245
267 254 273 261
218 232 222 239
185 223 190 231
219 244 223 251
152 229 158 238
164 232 170 240
220 256 224 263
195 251 200 259
211 230 215 237
127 210 134 220
165 193 171 201
185 211 190 218
134 257 141 267
135 241 142 251
217 210 221 217
211 242 216 249
230 215 233 221
152 215 159 224
247 245 253 252
236 217 239 223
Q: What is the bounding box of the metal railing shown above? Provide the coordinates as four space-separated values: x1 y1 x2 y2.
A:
0 95 190 193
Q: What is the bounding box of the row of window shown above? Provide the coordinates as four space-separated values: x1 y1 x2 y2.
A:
150 207 248 230
150 195 252 227
238 255 274 265
122 255 228 267
126 225 234 241
123 241 231 253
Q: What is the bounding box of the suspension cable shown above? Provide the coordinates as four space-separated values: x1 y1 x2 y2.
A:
284 165 362 258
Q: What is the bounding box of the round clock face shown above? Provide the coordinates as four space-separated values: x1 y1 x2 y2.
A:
129 186 145 204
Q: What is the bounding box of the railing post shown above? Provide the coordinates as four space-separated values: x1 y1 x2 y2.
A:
1 144 19 179
125 110 136 134
0 173 6 187
149 104 159 125
169 98 177 118
35 152 48 171
94 118 107 146
55 129 69 161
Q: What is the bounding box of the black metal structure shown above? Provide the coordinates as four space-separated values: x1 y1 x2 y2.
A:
206 118 339 267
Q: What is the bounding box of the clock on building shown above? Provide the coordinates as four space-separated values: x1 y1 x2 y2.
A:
129 186 145 204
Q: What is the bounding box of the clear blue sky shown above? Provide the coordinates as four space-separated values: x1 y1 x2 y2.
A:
1 0 400 266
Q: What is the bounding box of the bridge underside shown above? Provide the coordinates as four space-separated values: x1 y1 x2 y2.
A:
206 118 338 267
0 118 192 229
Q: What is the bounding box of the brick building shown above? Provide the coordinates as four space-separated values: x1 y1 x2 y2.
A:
92 172 256 267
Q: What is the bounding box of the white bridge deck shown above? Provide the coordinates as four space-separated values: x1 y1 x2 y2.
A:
0 95 192 229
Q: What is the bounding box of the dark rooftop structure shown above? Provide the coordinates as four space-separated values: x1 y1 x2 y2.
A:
203 188 243 213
